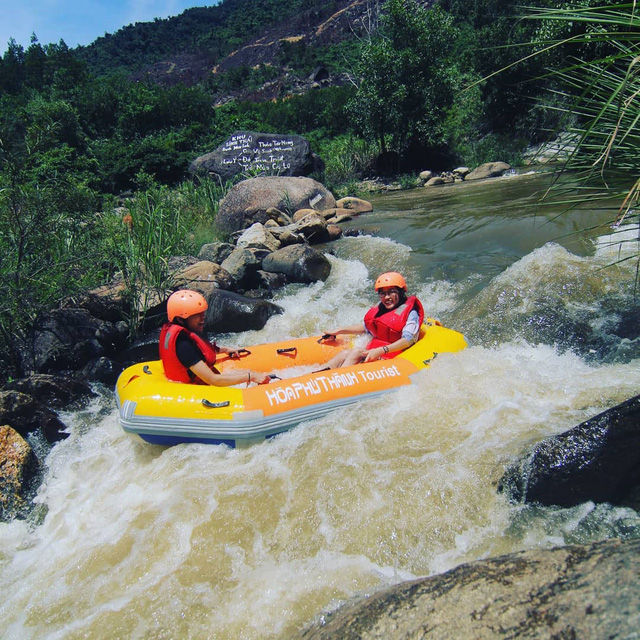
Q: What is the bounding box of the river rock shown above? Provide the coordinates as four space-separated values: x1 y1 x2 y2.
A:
262 245 331 284
0 426 39 522
30 309 125 374
197 241 235 265
3 374 96 410
466 161 512 181
220 247 263 290
173 260 237 295
498 394 640 508
204 289 283 333
298 537 640 639
236 223 282 252
216 176 336 235
0 390 69 442
335 197 373 213
189 131 324 182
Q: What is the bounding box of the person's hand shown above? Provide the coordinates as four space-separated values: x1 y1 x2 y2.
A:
364 347 385 363
250 372 272 385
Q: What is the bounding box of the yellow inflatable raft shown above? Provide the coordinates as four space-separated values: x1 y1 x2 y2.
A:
115 323 467 447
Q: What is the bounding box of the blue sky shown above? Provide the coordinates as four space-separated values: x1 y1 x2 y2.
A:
0 1 218 51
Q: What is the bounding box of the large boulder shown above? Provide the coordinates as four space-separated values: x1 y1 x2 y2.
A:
262 245 332 284
189 131 324 182
298 538 640 639
216 176 336 235
204 289 283 333
466 161 512 181
498 395 640 508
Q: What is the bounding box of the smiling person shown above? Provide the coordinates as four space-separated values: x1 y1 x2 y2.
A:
159 289 271 386
323 272 425 369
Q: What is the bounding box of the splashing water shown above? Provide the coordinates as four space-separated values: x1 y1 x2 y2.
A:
1 173 639 639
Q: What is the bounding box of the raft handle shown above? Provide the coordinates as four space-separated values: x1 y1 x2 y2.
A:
143 365 152 374
276 347 297 356
201 399 231 409
229 348 251 359
318 333 336 343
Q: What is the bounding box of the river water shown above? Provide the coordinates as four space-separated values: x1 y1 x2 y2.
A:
1 171 639 639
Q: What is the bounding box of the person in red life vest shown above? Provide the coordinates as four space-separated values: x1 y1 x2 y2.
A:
322 272 427 368
159 290 272 386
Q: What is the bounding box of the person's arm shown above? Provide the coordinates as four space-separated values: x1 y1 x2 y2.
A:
325 324 367 336
189 361 271 386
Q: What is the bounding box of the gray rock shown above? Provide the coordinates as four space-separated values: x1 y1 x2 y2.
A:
236 223 281 252
3 374 96 410
30 309 123 374
221 247 262 289
466 161 512 181
204 289 283 333
0 390 69 442
173 260 237 294
499 394 640 508
216 176 336 235
198 241 234 264
298 538 640 639
262 244 331 284
189 131 324 181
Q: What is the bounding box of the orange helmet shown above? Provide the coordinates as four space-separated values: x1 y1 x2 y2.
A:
374 272 407 291
167 290 208 322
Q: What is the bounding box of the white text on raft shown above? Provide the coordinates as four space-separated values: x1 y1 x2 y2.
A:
264 365 402 407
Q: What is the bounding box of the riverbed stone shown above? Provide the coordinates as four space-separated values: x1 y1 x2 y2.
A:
0 390 69 442
173 260 237 295
335 197 373 213
3 374 96 410
298 537 640 639
498 394 640 508
466 161 512 180
216 176 336 235
204 289 283 333
262 245 331 283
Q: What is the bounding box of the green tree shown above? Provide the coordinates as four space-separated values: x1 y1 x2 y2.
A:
348 0 467 160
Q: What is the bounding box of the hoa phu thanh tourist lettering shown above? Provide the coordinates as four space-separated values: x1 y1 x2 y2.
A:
263 365 403 407
221 133 295 174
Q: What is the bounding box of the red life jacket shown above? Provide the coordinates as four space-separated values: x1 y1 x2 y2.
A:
159 322 217 383
363 296 424 357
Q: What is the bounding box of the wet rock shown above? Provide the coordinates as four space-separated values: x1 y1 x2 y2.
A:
298 538 640 639
498 395 640 508
204 289 283 333
0 426 40 522
262 245 331 284
81 357 124 385
216 176 336 235
31 309 124 374
3 374 96 410
0 391 69 442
